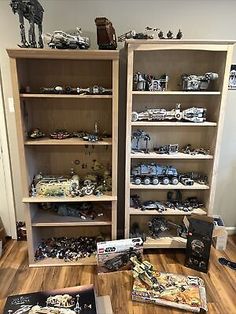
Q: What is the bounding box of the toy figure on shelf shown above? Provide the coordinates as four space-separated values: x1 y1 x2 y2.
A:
148 217 188 239
181 144 210 155
154 144 179 155
158 29 183 39
132 104 207 123
133 72 168 91
40 85 112 95
95 17 117 50
131 129 150 154
181 72 218 91
50 129 71 140
46 28 90 49
10 0 44 48
28 128 45 139
118 28 157 42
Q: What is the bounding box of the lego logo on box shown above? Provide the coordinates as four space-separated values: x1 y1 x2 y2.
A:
97 238 143 273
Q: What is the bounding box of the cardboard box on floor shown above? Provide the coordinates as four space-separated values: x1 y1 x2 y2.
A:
212 215 228 251
183 214 228 251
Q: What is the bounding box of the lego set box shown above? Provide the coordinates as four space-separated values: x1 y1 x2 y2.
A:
3 285 97 314
132 271 207 313
97 238 143 273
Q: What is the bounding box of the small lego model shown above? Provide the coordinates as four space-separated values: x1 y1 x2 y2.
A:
130 223 146 242
131 163 179 185
103 248 141 271
133 72 168 91
95 17 117 50
228 66 236 89
181 144 210 156
10 0 44 48
148 217 188 239
41 86 65 94
35 236 102 261
179 174 194 186
185 172 208 185
131 129 150 154
148 217 169 237
47 28 90 49
154 144 179 155
41 85 112 95
118 28 158 42
131 256 165 292
28 128 45 139
132 104 207 123
182 72 218 91
141 200 166 213
130 194 142 209
158 29 183 39
50 129 71 140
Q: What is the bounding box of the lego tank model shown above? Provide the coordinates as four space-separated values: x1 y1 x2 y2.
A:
131 163 179 185
181 72 218 91
133 72 168 91
95 17 117 50
47 28 90 49
132 104 206 123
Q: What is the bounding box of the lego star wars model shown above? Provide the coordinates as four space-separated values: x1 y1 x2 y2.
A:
133 72 168 91
95 17 117 50
10 0 44 48
182 72 218 91
132 104 207 123
47 28 90 49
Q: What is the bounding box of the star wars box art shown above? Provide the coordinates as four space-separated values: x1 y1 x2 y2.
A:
97 238 143 273
3 285 97 314
132 273 207 312
131 257 207 312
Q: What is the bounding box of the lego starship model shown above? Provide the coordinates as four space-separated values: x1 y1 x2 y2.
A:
132 104 206 123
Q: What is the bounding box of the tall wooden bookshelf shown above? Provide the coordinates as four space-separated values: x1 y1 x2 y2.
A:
124 40 234 249
8 49 119 267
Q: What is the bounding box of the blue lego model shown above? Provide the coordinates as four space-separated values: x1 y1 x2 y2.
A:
131 163 179 185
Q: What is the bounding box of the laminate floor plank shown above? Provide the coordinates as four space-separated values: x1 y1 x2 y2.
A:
0 237 235 314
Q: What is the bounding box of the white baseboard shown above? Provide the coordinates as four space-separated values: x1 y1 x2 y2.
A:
226 227 236 235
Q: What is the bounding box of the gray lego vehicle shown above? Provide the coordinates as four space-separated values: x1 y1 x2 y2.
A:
47 28 90 49
132 104 206 123
131 163 179 185
182 72 218 91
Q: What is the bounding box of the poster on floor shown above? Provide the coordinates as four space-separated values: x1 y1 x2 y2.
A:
3 284 97 314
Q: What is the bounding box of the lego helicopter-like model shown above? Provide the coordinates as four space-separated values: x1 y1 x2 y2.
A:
130 256 165 292
132 104 207 123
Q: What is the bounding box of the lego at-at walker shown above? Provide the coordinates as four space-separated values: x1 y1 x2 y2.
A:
10 0 44 48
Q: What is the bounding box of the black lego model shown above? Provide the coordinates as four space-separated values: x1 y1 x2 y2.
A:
185 215 214 273
104 247 141 271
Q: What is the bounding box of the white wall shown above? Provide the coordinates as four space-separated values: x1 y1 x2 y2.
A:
0 0 236 227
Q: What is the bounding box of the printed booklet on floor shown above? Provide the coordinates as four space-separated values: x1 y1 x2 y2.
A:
4 284 97 314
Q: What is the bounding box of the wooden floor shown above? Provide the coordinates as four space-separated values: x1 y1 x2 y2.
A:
0 237 236 314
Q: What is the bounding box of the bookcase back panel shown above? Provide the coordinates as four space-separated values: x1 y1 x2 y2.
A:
23 99 112 135
132 94 221 123
17 59 112 92
25 146 112 185
131 126 216 153
133 50 226 91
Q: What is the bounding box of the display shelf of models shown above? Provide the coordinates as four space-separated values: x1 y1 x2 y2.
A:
124 40 234 249
8 49 119 266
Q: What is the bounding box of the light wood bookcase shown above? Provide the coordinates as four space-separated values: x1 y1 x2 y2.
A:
8 49 119 267
124 40 234 249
